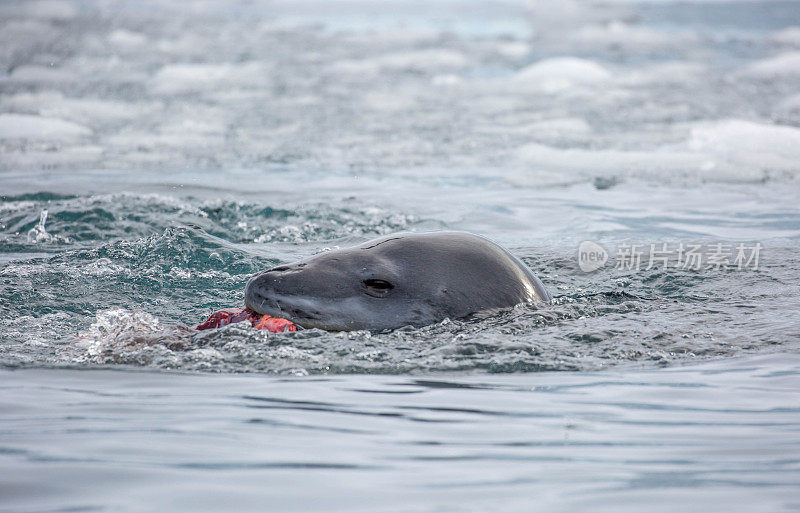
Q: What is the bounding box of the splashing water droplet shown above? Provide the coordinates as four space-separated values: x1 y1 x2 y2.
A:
27 209 50 243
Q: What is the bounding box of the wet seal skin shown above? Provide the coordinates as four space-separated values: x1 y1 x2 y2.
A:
245 231 551 331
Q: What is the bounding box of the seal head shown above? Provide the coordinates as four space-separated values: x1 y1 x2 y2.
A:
245 231 550 331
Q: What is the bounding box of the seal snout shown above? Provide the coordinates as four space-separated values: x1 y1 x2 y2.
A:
244 271 279 315
244 263 309 316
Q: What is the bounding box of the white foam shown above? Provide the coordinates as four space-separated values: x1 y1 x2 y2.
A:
27 210 51 243
0 113 92 140
75 308 192 362
741 52 800 79
512 57 612 93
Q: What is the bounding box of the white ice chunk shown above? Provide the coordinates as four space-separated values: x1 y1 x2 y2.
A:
10 0 78 20
431 74 463 87
361 91 418 112
515 142 702 176
741 52 800 78
332 50 468 74
771 26 800 46
41 99 153 124
776 93 800 113
2 91 156 125
1 146 102 169
1 91 65 112
512 57 612 92
0 113 92 140
573 21 690 49
688 119 800 175
107 29 148 49
621 61 706 85
148 62 269 94
513 119 800 184
493 41 531 60
9 65 77 83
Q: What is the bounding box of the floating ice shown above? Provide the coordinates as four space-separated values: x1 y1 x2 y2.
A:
514 143 703 184
107 29 148 48
741 52 800 79
0 113 92 140
512 57 612 92
514 119 800 184
148 62 269 95
572 21 694 50
777 93 800 113
1 0 78 20
2 145 103 169
688 120 800 177
2 91 154 125
493 41 531 60
332 49 468 74
771 26 800 46
0 0 798 185
9 65 78 84
621 61 706 85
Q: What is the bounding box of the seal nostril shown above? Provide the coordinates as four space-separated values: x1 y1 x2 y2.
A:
268 263 307 272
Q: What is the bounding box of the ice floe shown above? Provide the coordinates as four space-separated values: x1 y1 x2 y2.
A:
0 113 91 140
741 52 800 79
512 58 612 92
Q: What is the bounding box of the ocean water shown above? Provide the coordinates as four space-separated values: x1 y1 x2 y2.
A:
1 0 800 511
2 355 800 513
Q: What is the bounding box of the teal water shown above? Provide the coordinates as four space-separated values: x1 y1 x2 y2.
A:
2 0 800 510
2 179 798 373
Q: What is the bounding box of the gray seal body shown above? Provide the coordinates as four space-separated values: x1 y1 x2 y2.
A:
245 231 551 331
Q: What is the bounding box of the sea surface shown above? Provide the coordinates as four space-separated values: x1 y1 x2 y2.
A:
1 0 800 511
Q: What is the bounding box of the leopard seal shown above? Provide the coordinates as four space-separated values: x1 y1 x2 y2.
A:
245 231 551 331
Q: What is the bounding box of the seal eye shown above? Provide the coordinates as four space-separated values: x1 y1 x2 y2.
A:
363 279 394 297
